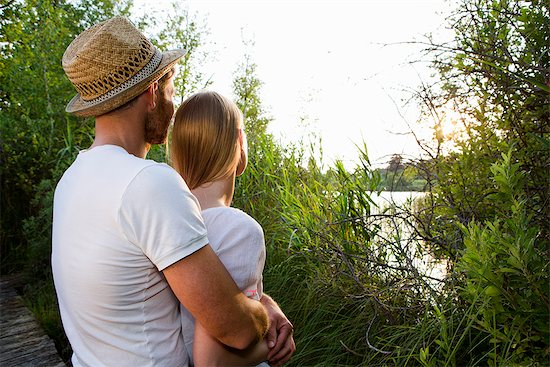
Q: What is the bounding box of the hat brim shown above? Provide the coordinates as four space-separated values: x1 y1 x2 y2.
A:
66 49 186 117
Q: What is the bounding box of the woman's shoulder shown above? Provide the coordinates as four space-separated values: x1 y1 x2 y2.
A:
203 206 254 222
202 207 263 235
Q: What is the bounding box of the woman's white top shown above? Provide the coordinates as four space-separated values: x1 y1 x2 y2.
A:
180 206 266 362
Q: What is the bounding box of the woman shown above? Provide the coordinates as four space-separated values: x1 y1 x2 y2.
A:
171 91 269 366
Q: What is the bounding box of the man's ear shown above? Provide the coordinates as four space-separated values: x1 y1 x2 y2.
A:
146 82 159 110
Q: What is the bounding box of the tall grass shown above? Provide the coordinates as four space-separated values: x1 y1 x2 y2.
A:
233 134 549 365
233 133 444 365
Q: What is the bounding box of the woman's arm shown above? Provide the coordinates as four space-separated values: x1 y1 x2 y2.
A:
193 320 269 367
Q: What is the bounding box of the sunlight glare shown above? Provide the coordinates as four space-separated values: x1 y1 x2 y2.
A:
435 107 464 142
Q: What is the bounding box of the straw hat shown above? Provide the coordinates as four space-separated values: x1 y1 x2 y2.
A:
62 16 186 117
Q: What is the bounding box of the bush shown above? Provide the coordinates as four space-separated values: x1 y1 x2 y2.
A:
410 151 549 366
457 151 550 364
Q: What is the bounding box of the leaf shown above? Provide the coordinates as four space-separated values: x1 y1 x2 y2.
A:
485 285 500 297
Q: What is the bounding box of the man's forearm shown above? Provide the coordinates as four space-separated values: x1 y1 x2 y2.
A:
164 245 268 350
193 321 269 366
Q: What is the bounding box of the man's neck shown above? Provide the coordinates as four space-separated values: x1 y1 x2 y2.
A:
92 109 149 158
191 175 235 211
90 136 149 158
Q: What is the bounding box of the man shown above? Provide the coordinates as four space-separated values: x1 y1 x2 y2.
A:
52 16 294 367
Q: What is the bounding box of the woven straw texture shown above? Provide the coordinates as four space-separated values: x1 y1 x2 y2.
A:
62 16 186 117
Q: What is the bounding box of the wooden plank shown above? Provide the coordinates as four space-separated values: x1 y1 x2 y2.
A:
0 278 66 367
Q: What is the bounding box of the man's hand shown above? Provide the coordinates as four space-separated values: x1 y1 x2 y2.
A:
260 294 296 366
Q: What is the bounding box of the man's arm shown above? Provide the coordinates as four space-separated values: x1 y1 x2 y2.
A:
261 294 296 366
193 320 269 367
163 245 269 350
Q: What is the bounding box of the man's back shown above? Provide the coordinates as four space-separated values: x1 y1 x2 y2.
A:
52 145 207 367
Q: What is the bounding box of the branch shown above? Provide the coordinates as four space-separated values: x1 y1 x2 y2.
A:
0 0 15 10
365 314 392 355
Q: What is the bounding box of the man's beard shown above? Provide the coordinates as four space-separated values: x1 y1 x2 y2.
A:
145 96 173 145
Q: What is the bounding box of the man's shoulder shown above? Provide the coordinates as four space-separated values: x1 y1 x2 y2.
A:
71 145 186 193
71 145 162 173
122 161 192 201
88 146 179 184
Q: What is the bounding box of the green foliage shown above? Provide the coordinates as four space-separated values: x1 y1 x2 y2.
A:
22 179 56 276
0 0 130 272
233 49 271 149
416 0 550 258
233 126 394 366
457 151 549 364
151 2 213 101
396 152 549 367
231 54 458 366
409 0 550 364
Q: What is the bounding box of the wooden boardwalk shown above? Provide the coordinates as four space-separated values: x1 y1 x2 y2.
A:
0 278 66 367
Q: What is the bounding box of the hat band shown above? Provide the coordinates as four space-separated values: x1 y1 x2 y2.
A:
79 48 163 107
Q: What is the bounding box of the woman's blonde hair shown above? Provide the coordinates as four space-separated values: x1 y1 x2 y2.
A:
171 91 243 190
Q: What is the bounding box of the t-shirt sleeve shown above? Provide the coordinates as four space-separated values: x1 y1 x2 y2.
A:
211 210 266 300
118 164 209 271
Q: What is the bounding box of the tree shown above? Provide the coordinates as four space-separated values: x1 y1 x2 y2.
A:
409 0 549 364
151 1 213 102
387 154 404 171
144 1 212 163
0 0 131 271
415 0 550 255
232 46 271 151
231 47 278 216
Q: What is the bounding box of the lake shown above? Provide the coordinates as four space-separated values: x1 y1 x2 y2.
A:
369 191 447 286
371 190 425 210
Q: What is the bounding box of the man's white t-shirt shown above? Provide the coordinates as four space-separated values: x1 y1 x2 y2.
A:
180 206 266 362
52 145 209 367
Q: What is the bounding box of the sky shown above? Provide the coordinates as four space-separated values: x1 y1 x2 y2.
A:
133 0 457 168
